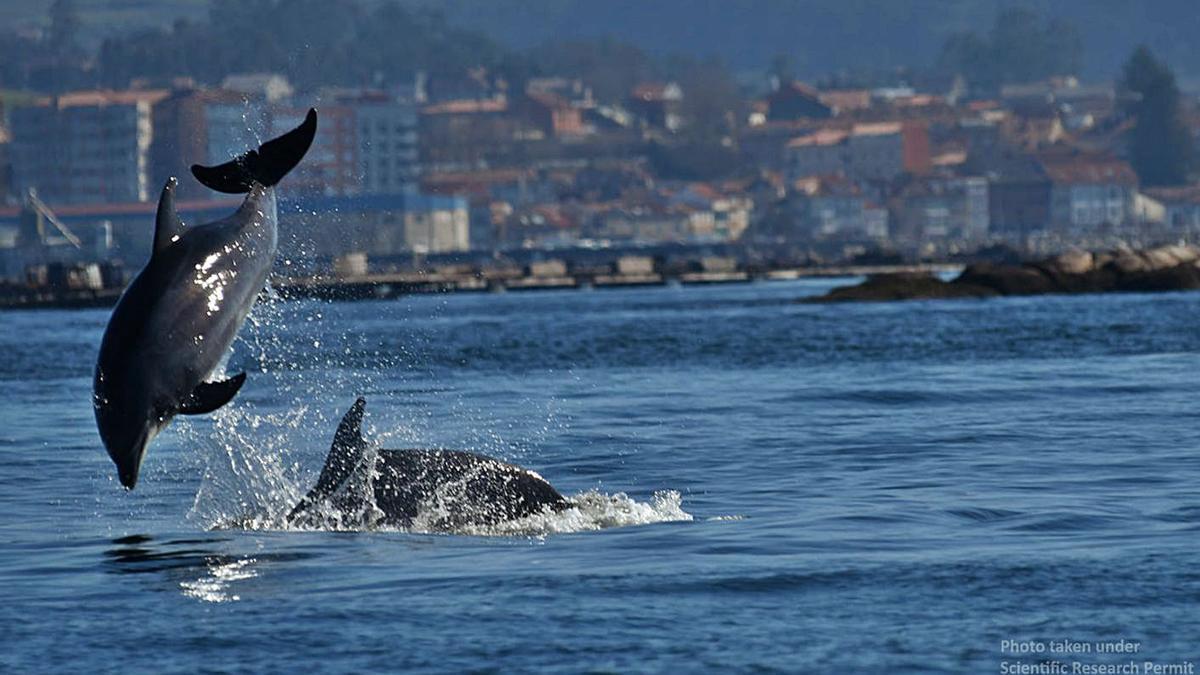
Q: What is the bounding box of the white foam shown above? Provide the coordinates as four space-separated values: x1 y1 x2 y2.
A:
207 480 693 537
452 489 694 537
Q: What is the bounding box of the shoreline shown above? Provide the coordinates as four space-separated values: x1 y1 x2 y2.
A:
0 263 959 310
811 245 1200 303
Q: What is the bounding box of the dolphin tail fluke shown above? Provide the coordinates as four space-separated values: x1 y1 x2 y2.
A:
178 372 247 415
191 108 318 194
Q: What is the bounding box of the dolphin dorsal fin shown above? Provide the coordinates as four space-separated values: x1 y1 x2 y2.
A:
334 397 366 449
313 397 369 492
286 397 369 525
152 178 185 255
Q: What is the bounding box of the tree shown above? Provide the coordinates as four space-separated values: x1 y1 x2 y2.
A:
936 8 1083 93
768 53 794 86
92 0 507 90
47 0 81 57
524 38 655 102
1120 46 1193 186
667 55 742 141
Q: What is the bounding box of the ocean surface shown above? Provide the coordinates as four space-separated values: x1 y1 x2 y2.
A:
2 279 1198 673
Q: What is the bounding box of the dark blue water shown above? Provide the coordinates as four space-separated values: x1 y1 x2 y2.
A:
2 280 1199 673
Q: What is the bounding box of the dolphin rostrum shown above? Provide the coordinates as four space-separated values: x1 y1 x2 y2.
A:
287 398 572 530
93 110 317 489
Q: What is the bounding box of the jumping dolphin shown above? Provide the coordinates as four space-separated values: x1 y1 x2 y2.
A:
93 110 318 489
287 398 571 530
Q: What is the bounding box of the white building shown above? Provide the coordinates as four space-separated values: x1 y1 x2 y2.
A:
786 122 913 183
403 203 469 253
356 100 420 195
10 90 167 204
221 73 295 103
1040 155 1138 234
892 176 989 243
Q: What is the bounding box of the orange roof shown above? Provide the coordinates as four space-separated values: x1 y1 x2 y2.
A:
1040 156 1137 186
787 129 848 148
892 94 941 107
932 150 967 167
530 205 577 229
421 98 507 115
630 82 681 101
685 183 720 200
0 196 239 219
818 89 871 111
51 89 170 108
1143 185 1200 204
792 174 860 197
423 168 531 184
524 90 570 108
850 122 902 137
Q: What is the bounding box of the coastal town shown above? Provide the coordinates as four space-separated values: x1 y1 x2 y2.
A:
2 2 1199 305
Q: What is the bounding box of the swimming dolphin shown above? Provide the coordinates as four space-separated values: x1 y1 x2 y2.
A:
93 110 318 489
287 398 571 530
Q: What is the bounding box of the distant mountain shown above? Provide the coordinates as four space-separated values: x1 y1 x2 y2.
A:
0 0 206 46
4 0 1197 82
400 0 1200 81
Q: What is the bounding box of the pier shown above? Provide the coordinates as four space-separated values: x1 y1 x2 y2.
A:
0 260 959 309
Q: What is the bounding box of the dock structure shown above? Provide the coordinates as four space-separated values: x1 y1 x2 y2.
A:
270 263 955 301
0 258 959 309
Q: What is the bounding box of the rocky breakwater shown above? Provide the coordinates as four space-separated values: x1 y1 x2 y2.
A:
814 244 1200 302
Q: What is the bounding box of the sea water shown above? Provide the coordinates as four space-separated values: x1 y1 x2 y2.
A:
1 279 1198 672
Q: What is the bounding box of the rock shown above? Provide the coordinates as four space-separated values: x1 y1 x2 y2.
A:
812 245 1200 303
813 272 995 302
1164 244 1200 265
1141 246 1182 271
1111 251 1150 275
1051 250 1094 275
957 262 1058 295
1117 263 1200 292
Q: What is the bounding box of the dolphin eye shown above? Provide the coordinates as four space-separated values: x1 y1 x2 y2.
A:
151 404 170 424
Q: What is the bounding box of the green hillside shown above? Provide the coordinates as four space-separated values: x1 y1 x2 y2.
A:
3 0 1197 80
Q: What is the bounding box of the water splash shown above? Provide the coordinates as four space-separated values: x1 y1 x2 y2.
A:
228 487 693 537
185 281 686 537
453 489 693 537
201 433 693 537
187 404 310 529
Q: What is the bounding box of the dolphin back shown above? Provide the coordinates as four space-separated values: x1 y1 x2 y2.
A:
287 398 572 530
191 108 318 194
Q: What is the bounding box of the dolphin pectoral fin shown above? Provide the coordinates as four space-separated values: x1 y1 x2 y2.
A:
178 372 247 415
152 178 185 255
191 108 318 193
